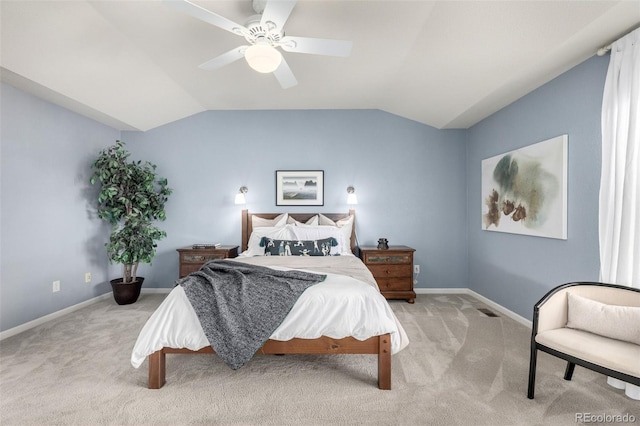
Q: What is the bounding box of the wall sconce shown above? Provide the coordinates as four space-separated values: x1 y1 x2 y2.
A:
347 186 358 206
234 186 248 205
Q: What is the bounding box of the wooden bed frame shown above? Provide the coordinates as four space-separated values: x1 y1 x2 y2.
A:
148 210 392 390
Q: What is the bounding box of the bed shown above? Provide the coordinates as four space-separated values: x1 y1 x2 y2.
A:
131 211 409 389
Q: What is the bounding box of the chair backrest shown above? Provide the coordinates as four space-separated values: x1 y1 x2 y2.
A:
534 282 640 334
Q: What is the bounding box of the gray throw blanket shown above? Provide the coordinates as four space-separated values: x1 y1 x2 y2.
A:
179 259 326 370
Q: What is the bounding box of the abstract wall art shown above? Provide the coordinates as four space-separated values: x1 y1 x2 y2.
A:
481 135 568 239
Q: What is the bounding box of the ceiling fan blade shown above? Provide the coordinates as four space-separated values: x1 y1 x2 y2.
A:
198 46 247 71
280 36 352 57
273 57 298 89
260 0 297 31
163 0 247 36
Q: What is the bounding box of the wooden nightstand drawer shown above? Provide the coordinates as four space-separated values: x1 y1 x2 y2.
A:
362 253 412 265
177 245 239 278
359 245 416 304
181 253 227 263
366 265 412 279
180 263 205 277
375 277 413 291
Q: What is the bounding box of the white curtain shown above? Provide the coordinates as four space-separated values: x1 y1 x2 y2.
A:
598 27 640 400
599 28 640 288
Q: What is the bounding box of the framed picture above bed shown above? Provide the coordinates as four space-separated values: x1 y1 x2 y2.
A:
275 170 324 206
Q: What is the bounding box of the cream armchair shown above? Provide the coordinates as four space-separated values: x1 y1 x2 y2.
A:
527 282 640 399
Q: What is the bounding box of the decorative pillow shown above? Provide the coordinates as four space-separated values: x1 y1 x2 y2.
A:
566 292 640 345
243 224 296 257
261 237 338 256
292 225 347 255
317 214 354 253
252 213 288 229
287 215 319 226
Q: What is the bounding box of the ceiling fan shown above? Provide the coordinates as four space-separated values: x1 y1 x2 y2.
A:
164 0 353 89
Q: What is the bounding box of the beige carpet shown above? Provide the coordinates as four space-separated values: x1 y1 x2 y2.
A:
1 293 638 425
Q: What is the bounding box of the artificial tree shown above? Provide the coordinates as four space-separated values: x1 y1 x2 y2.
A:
90 140 172 285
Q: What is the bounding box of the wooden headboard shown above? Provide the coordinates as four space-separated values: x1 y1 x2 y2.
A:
241 210 356 253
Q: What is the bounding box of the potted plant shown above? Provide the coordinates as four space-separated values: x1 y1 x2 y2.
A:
90 140 172 305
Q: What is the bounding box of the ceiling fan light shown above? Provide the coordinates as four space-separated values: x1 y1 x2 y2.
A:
245 44 282 73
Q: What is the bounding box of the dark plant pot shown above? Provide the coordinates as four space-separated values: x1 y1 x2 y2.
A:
110 277 144 305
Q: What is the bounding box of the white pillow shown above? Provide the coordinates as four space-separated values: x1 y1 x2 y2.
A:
287 215 319 226
252 213 288 229
293 225 347 255
243 224 296 256
318 214 354 250
566 292 640 345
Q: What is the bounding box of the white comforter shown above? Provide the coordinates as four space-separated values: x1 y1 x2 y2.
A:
131 255 409 368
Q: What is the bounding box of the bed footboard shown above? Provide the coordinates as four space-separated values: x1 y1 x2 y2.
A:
147 334 392 390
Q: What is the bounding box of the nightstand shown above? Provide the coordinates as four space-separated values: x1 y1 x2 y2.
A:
359 245 416 303
176 245 239 278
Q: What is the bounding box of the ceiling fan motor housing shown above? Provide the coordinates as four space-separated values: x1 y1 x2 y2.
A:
244 15 283 46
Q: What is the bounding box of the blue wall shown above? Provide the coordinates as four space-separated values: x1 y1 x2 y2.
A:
122 110 468 291
1 83 118 331
466 55 609 319
0 53 611 333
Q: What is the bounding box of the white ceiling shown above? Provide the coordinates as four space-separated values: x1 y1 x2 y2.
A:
2 1 639 131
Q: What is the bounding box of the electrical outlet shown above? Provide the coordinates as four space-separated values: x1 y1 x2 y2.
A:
53 280 60 292
414 265 420 274
85 272 92 283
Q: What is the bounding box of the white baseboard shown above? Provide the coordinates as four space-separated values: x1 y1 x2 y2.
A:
415 287 468 294
414 288 532 328
141 288 172 294
0 288 173 341
0 293 112 341
2 287 530 341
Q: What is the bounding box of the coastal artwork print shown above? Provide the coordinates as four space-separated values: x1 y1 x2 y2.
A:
276 170 324 206
481 135 568 239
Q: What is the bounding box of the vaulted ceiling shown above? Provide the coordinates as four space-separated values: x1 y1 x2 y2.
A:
2 1 638 131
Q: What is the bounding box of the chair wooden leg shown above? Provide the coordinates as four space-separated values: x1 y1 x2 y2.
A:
378 334 391 390
148 350 166 389
527 345 537 399
564 361 576 381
